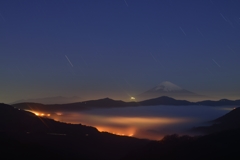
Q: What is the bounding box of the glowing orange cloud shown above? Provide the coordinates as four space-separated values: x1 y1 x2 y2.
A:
96 126 136 137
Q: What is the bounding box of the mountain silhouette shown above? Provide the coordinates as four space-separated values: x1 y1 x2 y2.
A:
136 81 207 102
123 127 240 160
11 96 81 104
13 97 138 112
197 99 240 106
0 103 148 159
139 96 194 106
192 107 240 134
13 97 240 112
2 103 240 159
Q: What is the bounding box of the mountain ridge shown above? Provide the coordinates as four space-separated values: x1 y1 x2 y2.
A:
11 96 81 105
0 103 149 159
13 96 240 112
191 107 240 134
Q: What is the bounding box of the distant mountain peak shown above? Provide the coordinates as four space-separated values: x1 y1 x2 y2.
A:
136 81 207 102
96 97 116 102
155 81 182 92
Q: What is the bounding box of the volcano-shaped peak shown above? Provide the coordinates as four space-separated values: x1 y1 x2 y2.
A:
136 81 207 101
155 81 182 92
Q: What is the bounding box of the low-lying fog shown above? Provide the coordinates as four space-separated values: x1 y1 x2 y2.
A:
31 105 235 140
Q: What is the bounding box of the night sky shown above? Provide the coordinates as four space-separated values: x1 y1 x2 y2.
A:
1 0 240 103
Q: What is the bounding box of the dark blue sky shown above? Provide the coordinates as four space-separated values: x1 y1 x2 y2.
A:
1 0 240 103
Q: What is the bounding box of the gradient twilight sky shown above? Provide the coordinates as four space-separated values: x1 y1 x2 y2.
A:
1 0 240 103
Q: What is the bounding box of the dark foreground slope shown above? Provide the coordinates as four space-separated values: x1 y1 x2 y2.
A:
3 103 240 160
0 103 148 160
123 128 240 160
124 107 240 159
192 107 240 134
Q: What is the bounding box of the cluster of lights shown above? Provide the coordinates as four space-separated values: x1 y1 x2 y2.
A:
34 112 51 117
97 127 134 137
56 112 62 116
130 97 135 100
25 110 50 117
111 132 133 137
